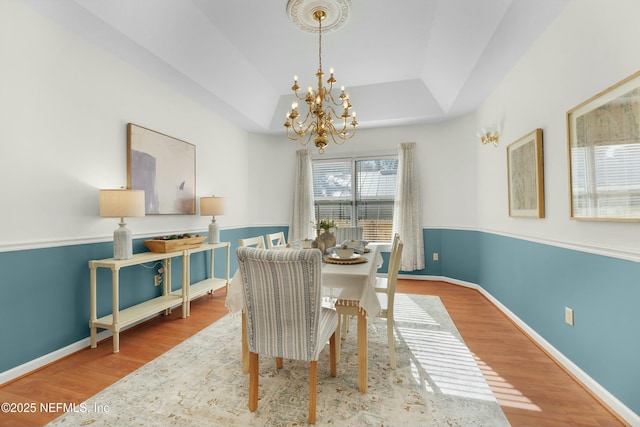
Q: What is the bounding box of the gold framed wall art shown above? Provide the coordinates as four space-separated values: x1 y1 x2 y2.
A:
567 70 640 221
507 128 544 218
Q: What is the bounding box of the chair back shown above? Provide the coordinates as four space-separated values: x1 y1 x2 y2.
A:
238 235 266 249
386 239 404 311
236 247 325 361
335 226 363 244
266 231 286 248
390 232 400 253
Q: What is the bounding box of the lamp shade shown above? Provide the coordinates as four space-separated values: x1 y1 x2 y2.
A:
99 189 145 218
200 197 226 216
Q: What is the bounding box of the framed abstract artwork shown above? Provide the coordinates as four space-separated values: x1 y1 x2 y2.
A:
127 123 196 215
507 128 544 218
567 70 640 221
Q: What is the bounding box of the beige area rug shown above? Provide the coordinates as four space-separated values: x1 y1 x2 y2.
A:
48 294 510 426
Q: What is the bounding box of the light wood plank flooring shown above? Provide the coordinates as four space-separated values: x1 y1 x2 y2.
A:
0 280 626 426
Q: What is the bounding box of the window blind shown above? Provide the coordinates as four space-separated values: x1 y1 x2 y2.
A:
312 156 398 242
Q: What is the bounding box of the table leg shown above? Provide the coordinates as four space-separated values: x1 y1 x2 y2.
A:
112 267 120 354
89 266 97 348
182 255 189 318
357 310 367 392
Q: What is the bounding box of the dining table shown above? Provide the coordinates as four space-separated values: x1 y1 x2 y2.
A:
225 245 383 393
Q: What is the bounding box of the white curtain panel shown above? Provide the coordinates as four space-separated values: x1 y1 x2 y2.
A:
289 149 315 242
392 142 425 271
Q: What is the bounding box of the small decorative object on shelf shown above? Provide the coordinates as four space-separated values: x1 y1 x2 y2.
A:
144 233 206 253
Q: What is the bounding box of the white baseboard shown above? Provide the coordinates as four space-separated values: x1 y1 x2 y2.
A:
0 318 153 386
409 275 640 426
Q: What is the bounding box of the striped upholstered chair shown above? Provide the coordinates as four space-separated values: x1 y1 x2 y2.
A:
236 247 338 424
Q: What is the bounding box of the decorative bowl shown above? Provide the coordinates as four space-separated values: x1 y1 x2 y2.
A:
334 248 355 259
144 235 206 253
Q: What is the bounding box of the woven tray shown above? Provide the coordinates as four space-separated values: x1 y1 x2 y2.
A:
144 236 206 253
323 255 368 265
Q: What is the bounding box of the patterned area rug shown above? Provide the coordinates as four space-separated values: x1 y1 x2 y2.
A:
48 294 510 426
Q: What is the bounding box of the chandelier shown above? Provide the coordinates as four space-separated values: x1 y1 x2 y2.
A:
284 3 357 154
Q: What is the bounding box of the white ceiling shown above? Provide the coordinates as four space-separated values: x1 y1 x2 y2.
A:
22 0 569 133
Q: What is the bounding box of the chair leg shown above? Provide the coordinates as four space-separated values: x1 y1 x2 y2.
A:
329 332 337 377
335 315 341 363
309 360 317 424
387 317 396 368
249 352 259 411
242 312 249 374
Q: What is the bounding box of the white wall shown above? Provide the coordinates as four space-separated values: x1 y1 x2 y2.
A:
6 0 640 261
268 116 480 230
0 0 251 250
475 0 640 258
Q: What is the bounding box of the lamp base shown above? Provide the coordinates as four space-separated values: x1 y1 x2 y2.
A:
208 219 220 244
113 222 133 260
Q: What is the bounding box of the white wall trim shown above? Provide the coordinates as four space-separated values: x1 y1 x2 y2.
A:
475 227 640 263
0 228 208 253
5 226 640 263
410 275 640 426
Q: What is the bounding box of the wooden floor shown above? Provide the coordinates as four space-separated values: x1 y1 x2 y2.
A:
0 280 626 427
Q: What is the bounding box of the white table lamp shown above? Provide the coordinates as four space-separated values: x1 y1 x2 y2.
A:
200 196 226 244
99 189 145 259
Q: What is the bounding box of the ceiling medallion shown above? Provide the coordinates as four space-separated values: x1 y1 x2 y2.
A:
286 0 351 34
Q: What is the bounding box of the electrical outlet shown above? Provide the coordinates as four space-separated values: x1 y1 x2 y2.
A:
154 274 161 286
433 252 439 261
565 307 574 326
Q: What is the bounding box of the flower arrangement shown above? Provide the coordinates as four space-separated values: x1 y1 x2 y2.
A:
318 219 336 230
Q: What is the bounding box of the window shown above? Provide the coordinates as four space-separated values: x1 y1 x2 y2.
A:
312 156 398 242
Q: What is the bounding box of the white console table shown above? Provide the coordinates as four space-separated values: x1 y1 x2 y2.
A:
183 242 230 316
89 242 230 353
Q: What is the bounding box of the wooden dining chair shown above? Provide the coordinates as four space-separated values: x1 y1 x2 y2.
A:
375 238 403 368
238 235 265 249
335 237 403 368
266 231 286 248
374 233 401 292
236 247 338 424
340 233 399 345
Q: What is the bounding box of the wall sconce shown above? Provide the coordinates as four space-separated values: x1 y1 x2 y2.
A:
99 188 145 259
200 196 226 244
477 127 500 147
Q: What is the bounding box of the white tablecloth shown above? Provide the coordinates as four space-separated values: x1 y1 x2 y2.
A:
226 246 383 319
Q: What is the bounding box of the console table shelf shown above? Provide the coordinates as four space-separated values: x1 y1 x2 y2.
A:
92 294 184 329
89 241 230 353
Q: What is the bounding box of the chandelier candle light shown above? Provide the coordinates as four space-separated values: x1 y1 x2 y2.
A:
284 1 357 154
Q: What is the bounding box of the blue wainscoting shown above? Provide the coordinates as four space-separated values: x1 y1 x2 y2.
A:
1 226 639 418
438 229 640 418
